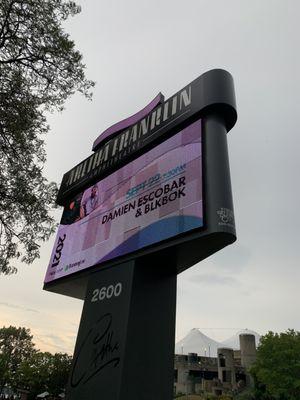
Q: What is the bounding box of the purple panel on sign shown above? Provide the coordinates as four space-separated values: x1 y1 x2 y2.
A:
92 93 164 151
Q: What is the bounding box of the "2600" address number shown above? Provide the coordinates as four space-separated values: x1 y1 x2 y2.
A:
91 283 122 302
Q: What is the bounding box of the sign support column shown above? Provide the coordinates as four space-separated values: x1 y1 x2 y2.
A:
67 249 177 400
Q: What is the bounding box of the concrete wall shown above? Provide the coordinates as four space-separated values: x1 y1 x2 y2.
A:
240 334 256 369
217 347 236 388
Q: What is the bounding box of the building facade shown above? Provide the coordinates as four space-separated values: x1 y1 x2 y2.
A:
174 334 256 396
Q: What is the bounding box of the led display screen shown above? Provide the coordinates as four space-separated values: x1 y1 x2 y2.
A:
45 119 203 283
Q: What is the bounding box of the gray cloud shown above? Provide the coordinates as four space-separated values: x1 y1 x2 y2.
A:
190 274 239 287
209 243 253 273
0 302 39 314
41 333 69 347
36 334 73 354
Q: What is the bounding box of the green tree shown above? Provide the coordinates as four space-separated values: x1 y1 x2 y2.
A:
0 0 94 274
15 351 52 398
0 326 36 391
15 351 72 400
47 352 72 396
251 329 300 400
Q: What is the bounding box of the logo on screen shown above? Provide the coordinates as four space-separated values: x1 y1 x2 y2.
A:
51 234 66 268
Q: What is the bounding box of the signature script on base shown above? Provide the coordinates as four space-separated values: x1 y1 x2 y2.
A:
71 313 120 387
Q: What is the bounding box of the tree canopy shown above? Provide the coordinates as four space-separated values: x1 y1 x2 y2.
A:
0 325 72 399
0 326 36 391
16 351 72 399
0 0 94 274
251 329 300 400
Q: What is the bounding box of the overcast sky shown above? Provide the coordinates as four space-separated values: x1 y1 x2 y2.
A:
0 0 299 354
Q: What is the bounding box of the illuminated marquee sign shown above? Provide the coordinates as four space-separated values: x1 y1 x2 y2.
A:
45 120 203 284
44 69 237 298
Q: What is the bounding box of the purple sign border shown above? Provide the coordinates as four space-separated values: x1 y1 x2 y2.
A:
92 93 164 151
